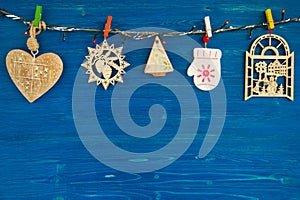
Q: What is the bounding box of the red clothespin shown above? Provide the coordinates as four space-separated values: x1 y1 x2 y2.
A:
104 16 112 39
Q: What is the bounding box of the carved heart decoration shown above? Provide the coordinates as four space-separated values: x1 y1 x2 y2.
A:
6 50 63 103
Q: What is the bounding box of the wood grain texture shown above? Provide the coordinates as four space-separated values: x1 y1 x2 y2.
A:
6 50 63 103
0 0 300 199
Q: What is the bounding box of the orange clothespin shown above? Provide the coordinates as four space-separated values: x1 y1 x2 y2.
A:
104 16 112 39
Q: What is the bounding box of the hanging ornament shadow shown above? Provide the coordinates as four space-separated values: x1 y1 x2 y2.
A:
244 34 294 101
144 36 174 77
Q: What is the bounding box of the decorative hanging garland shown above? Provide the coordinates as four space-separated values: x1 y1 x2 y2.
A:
0 8 299 40
0 7 299 102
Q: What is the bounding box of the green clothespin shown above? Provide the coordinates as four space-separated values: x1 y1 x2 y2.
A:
33 5 42 27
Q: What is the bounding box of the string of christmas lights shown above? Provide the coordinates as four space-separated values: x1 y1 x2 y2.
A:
1 8 300 41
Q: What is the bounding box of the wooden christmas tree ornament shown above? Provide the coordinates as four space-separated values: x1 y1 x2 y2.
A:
144 36 174 77
6 9 63 103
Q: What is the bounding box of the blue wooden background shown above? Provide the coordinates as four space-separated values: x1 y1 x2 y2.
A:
1 0 300 199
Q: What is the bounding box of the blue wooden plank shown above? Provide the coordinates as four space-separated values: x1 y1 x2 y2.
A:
0 0 300 199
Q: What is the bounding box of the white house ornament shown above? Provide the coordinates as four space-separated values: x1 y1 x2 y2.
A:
144 36 174 77
187 48 222 91
81 39 130 90
244 34 294 101
6 22 63 103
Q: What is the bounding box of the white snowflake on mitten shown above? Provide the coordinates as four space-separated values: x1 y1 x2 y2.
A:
187 48 222 91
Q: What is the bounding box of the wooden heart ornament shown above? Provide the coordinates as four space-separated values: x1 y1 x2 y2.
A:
6 50 63 103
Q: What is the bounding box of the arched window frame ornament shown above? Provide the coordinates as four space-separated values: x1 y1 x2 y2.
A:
244 34 294 101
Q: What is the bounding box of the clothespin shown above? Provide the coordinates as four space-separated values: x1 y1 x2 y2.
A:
204 16 212 38
33 5 42 27
202 16 212 48
104 16 112 39
265 9 274 32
